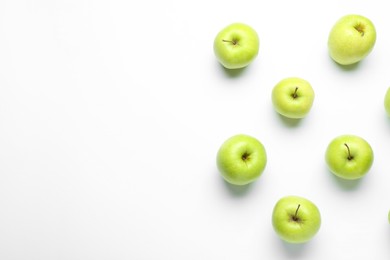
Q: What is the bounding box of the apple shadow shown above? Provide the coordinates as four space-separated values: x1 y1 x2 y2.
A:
328 169 363 191
333 59 361 71
220 64 247 78
222 178 254 197
279 240 307 258
276 113 302 128
388 221 390 239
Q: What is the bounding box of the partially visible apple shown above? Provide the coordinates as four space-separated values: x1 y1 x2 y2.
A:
271 77 315 119
384 87 390 116
213 23 259 69
388 210 390 223
328 14 376 65
216 134 267 185
325 134 374 180
272 195 321 244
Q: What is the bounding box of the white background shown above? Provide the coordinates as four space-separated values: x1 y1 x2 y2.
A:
0 0 389 259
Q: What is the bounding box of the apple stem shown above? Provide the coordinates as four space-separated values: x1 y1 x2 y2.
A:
222 39 238 45
293 204 301 221
292 87 299 99
344 143 353 160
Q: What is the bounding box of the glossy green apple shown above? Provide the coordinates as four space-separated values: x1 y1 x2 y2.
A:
384 87 390 116
328 14 376 65
272 195 321 244
325 135 374 180
216 134 267 185
271 77 315 119
213 23 259 69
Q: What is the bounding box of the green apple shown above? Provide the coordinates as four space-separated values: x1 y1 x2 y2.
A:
325 135 374 180
272 195 321 244
213 23 259 69
328 14 376 65
384 87 390 116
388 210 390 223
216 134 267 185
271 77 315 119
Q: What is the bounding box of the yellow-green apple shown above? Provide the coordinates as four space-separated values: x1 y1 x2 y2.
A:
213 23 259 69
325 135 374 180
328 14 376 65
216 134 266 185
272 195 321 244
384 87 390 116
271 77 315 119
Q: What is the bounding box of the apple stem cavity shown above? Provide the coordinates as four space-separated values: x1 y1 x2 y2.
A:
344 143 354 160
292 87 299 99
241 152 250 161
354 23 365 36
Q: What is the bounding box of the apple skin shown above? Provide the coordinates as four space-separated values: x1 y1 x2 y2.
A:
325 135 374 180
272 195 321 244
384 87 390 116
216 134 267 185
271 77 315 119
328 14 376 65
213 23 259 69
